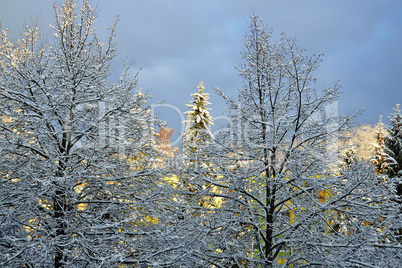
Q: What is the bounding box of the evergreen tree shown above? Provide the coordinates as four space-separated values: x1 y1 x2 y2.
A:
384 104 402 241
339 146 359 171
385 104 402 178
183 81 214 158
181 82 215 200
158 82 223 267
371 116 396 175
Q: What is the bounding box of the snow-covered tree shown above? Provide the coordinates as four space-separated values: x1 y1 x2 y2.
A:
301 161 401 267
201 13 401 267
180 82 216 203
155 82 226 267
0 1 165 266
339 146 359 171
384 104 402 242
210 12 346 266
183 81 214 157
371 116 397 175
385 104 402 178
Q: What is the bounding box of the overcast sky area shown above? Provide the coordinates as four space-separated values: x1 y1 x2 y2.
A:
1 0 401 143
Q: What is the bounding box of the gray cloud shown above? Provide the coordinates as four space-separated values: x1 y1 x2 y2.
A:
1 0 401 133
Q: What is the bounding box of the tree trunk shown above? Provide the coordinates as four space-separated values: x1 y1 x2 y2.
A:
54 163 67 268
54 188 66 268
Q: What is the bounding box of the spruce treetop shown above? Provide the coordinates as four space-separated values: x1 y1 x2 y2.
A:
183 82 214 149
184 81 214 131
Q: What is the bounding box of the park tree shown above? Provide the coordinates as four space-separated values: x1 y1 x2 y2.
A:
202 13 402 267
0 1 166 267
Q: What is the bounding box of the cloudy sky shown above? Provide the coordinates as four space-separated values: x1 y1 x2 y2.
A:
1 0 401 141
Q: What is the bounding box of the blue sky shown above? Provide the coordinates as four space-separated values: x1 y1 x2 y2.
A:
1 0 401 140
